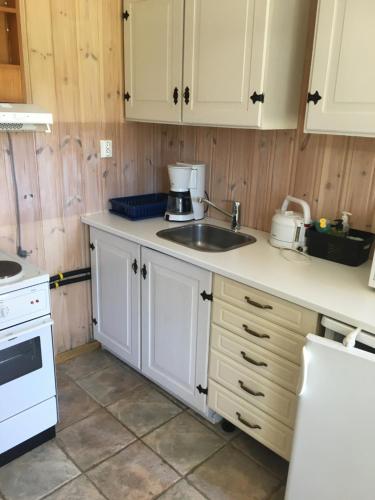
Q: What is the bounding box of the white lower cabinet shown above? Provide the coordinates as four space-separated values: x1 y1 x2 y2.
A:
141 247 212 413
90 228 141 369
90 228 213 415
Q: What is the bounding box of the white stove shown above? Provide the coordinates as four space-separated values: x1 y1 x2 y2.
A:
0 251 57 466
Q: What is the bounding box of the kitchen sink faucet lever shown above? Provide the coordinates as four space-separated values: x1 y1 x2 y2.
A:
198 197 241 231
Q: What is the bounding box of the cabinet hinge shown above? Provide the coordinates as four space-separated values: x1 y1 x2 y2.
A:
123 10 129 20
307 90 322 105
92 317 98 325
89 242 95 251
250 91 265 104
141 264 147 280
200 290 213 302
196 384 208 395
124 92 131 101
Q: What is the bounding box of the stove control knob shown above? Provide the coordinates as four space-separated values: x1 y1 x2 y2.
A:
0 306 10 318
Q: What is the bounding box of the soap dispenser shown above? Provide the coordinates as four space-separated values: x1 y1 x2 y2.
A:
341 211 352 234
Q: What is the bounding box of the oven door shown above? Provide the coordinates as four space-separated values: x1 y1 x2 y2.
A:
0 316 56 422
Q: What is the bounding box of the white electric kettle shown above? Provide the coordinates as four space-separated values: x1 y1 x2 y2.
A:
270 196 311 251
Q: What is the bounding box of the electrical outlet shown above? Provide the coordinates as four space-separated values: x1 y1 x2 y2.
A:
100 140 112 158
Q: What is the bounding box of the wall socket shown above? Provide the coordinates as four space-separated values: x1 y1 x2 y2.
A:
100 140 112 158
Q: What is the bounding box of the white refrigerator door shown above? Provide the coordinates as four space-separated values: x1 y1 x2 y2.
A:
286 334 375 500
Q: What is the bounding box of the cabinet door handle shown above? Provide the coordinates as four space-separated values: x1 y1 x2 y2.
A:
132 259 138 274
242 324 270 339
244 296 273 310
173 87 179 105
240 351 268 367
183 86 190 105
236 411 261 430
141 264 147 280
238 380 264 397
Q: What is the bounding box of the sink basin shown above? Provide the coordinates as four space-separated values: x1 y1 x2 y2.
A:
156 223 256 252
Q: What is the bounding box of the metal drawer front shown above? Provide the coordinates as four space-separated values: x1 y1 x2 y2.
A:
209 349 297 428
211 324 300 393
208 380 292 460
213 299 305 364
214 275 318 335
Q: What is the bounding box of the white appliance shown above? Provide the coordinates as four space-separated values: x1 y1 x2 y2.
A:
0 252 57 466
0 103 53 133
286 317 375 500
369 252 375 288
165 162 205 222
270 195 311 250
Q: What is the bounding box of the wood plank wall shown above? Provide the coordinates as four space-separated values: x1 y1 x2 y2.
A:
0 0 374 353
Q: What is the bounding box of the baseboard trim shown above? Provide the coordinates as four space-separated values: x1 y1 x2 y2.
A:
55 340 101 365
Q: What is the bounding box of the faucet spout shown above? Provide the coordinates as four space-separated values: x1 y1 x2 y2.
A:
198 197 241 231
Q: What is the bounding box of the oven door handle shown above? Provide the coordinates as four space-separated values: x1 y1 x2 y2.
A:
0 319 54 345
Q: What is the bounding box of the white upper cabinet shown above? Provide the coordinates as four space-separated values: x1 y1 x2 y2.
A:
123 0 184 123
306 0 375 137
123 0 310 129
182 0 267 127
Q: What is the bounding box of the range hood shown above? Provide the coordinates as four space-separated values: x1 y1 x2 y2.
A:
0 103 53 133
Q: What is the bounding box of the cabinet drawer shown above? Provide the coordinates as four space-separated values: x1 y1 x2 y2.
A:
208 380 292 460
209 350 296 428
214 275 318 335
211 324 300 393
213 299 305 364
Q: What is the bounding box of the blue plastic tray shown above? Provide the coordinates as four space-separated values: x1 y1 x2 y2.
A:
109 193 168 220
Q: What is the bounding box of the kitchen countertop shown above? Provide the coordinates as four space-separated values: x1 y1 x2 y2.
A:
82 212 375 334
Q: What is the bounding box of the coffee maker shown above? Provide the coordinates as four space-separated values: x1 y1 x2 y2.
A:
164 162 205 222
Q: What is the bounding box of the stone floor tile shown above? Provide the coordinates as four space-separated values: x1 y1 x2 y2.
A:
57 409 135 471
0 441 80 500
58 349 118 380
76 363 147 406
44 476 106 500
232 433 289 481
188 410 241 441
107 384 182 437
143 413 225 475
188 445 280 500
158 480 206 499
56 376 100 431
151 383 188 409
88 441 179 500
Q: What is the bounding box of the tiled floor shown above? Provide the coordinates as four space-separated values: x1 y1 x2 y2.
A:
0 349 288 500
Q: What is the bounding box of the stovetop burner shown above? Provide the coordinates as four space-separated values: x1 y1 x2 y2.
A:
0 260 23 282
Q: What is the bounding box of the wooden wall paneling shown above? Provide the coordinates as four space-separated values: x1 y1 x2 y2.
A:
24 0 57 114
340 138 375 232
179 126 197 162
135 123 155 194
225 129 254 226
208 128 232 221
154 125 180 192
195 127 215 196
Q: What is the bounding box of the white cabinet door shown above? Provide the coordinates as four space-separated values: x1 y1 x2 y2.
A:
141 247 211 412
90 228 141 369
123 0 184 123
182 0 269 127
306 0 375 136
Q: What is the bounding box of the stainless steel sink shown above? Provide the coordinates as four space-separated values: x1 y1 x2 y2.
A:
156 223 256 252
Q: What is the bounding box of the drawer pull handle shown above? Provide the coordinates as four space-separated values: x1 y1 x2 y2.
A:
242 324 270 339
245 296 273 310
236 411 261 430
238 380 264 397
240 351 268 367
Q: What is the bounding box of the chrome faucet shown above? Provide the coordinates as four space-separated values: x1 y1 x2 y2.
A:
198 197 241 231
